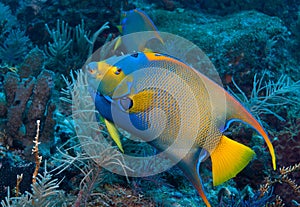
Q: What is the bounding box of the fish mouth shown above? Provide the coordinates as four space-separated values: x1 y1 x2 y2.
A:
85 62 98 75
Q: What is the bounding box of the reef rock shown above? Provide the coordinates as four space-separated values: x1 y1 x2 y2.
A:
153 10 292 83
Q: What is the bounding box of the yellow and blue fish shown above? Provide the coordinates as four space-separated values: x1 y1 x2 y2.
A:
85 51 276 207
119 9 159 35
113 9 164 54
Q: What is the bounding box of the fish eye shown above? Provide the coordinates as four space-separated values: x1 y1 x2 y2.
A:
115 68 122 75
131 53 139 58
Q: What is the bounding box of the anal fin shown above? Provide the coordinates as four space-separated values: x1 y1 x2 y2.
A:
178 148 212 207
211 135 255 186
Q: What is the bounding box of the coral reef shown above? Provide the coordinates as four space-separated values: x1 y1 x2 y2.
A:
180 0 286 17
0 0 299 206
0 145 34 199
227 72 300 125
153 10 294 83
1 164 68 207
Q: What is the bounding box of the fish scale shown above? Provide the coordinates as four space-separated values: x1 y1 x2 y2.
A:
139 60 216 151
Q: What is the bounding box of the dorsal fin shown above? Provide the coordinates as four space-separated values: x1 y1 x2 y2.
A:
223 91 276 170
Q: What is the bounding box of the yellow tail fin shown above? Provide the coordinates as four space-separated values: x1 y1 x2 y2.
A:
210 135 255 186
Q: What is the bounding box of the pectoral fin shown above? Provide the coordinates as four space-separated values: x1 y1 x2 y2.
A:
210 135 255 186
127 90 155 113
104 119 124 153
114 36 122 51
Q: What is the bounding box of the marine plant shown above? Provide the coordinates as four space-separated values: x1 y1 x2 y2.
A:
0 29 31 66
44 20 73 71
0 2 17 38
50 70 133 206
44 19 109 74
227 71 300 123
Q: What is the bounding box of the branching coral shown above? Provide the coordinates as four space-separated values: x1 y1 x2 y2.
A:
32 120 42 185
51 130 132 206
216 184 275 207
216 163 299 207
278 164 300 195
259 162 300 206
72 161 104 207
83 21 109 58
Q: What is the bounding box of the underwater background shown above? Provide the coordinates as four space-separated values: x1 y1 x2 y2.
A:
0 0 299 206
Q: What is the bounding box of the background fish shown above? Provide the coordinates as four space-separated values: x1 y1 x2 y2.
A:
86 51 276 207
120 9 159 35
114 9 164 54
